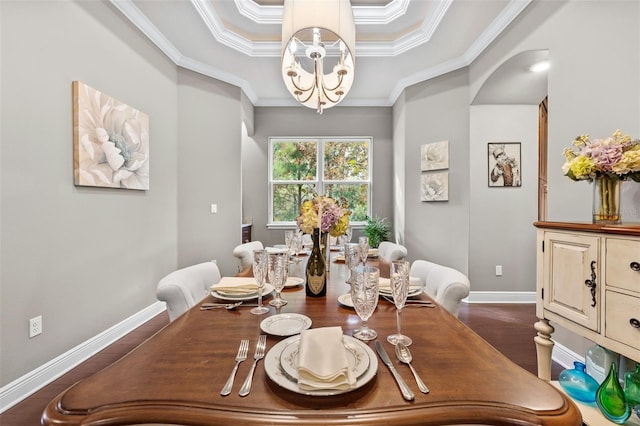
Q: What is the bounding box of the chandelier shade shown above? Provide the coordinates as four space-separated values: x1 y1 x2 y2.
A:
281 0 355 114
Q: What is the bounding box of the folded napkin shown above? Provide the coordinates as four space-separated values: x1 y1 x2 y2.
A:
378 276 423 292
210 277 258 295
297 327 356 391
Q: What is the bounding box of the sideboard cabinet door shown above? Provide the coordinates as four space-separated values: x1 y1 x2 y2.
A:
542 232 600 332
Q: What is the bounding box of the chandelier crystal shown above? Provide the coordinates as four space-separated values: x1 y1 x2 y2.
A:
281 0 355 114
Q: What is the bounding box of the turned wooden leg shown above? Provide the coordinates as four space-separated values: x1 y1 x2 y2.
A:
534 318 555 381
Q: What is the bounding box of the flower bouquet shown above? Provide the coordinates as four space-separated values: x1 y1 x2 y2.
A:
562 130 640 223
296 195 351 237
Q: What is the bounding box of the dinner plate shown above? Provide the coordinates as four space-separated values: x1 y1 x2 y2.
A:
279 335 370 381
337 293 354 308
260 314 312 336
378 277 424 298
284 277 304 288
265 334 377 396
210 283 274 301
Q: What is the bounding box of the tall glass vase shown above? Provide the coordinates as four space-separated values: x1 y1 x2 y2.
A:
593 175 621 224
595 362 631 424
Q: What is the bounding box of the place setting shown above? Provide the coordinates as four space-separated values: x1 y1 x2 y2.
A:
263 326 378 396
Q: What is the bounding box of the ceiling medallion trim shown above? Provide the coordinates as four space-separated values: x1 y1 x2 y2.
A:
235 0 411 26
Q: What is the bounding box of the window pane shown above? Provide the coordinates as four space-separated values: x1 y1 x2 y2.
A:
273 183 317 222
324 140 369 181
272 141 317 181
325 183 369 222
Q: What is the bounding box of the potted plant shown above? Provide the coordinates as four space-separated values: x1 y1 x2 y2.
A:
363 215 390 248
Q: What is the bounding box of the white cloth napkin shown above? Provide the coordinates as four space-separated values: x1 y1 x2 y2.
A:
378 276 423 292
297 326 356 391
210 277 258 295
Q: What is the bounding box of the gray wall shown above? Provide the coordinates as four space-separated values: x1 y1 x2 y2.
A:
243 107 394 248
176 69 242 277
1 0 178 385
401 69 471 274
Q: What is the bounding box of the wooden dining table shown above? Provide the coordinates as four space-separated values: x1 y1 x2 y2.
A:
42 258 581 425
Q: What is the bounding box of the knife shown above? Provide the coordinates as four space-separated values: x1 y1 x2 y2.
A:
374 340 415 401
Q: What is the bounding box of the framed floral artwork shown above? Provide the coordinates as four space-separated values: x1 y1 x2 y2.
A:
73 81 149 190
421 172 448 201
421 140 449 171
488 142 521 187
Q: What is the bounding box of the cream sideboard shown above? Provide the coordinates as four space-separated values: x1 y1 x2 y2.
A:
534 221 640 381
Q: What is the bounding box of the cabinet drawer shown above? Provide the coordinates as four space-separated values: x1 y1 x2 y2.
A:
606 238 640 293
604 290 640 351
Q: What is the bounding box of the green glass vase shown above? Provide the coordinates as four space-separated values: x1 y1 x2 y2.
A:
625 363 640 420
596 362 631 424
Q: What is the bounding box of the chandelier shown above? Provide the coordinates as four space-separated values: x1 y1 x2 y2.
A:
281 0 355 114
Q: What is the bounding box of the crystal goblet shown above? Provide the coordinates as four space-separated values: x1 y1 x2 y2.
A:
351 265 379 341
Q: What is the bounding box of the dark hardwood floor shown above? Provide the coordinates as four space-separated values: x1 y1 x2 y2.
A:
1 303 562 425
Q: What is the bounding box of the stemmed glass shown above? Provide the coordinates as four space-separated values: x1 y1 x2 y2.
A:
387 260 412 346
285 230 294 255
251 249 270 315
357 236 369 266
268 252 288 307
351 265 379 341
343 242 359 285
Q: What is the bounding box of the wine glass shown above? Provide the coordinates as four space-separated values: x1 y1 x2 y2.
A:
351 265 379 341
251 249 270 315
285 230 294 255
343 242 359 285
387 260 412 346
268 252 288 307
357 236 369 266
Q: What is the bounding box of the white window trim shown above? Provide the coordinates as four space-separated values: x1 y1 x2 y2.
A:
267 136 372 229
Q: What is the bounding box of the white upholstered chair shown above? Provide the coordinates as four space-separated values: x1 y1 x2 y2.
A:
156 261 221 321
377 241 408 262
409 260 470 318
232 241 264 273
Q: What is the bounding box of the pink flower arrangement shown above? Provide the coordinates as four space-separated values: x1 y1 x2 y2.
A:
296 195 350 237
562 130 640 182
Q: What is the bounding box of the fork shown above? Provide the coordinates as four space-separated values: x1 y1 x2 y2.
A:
238 334 267 397
220 339 249 396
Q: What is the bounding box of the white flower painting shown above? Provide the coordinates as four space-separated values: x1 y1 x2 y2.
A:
73 81 149 190
421 140 449 171
421 172 449 201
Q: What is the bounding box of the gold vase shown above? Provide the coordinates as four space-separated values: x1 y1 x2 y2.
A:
593 175 621 224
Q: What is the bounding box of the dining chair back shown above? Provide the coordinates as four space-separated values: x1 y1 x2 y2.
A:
232 241 264 272
409 260 470 318
377 241 408 262
156 261 221 321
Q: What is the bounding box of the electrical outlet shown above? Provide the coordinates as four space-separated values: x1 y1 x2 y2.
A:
29 315 42 338
495 265 503 276
210 204 217 214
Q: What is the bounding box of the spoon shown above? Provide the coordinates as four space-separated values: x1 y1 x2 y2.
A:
395 342 429 394
200 301 244 310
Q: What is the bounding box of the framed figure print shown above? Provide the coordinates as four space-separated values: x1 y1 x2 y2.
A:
488 143 521 187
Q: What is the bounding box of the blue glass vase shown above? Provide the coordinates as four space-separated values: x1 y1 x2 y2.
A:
559 361 599 403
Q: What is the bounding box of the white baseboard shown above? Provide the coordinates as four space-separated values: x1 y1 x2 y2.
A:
464 291 536 304
0 301 166 414
551 341 584 370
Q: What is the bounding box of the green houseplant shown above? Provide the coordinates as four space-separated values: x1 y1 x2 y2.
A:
363 215 390 248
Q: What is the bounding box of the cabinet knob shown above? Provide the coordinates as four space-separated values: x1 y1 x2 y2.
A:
630 261 640 272
630 318 640 329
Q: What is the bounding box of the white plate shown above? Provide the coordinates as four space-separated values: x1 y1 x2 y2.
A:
260 314 312 336
378 286 424 299
211 283 274 301
265 334 378 396
337 293 354 308
284 277 304 288
279 335 370 381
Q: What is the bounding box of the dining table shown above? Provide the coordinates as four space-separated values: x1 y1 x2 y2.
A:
42 255 581 425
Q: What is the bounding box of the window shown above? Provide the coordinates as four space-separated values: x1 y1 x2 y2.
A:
268 137 372 228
